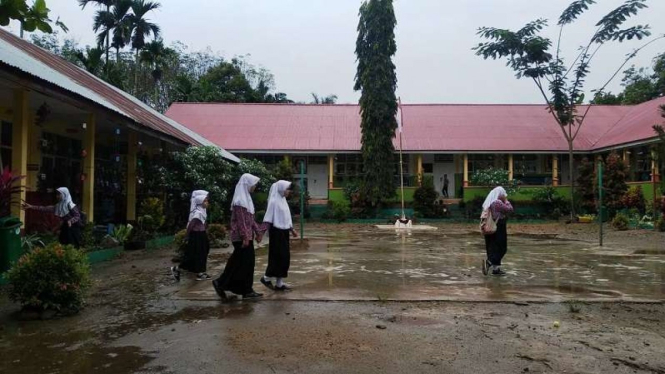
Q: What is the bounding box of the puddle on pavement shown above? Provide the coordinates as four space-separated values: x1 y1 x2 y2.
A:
177 228 665 302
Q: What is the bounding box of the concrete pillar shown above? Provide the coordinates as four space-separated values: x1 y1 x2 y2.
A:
463 154 469 187
82 113 95 222
11 89 28 223
508 154 514 180
552 155 559 187
328 154 334 189
416 154 423 186
653 159 661 183
126 130 138 221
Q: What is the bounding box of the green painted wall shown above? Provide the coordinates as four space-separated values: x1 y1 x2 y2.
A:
329 188 417 203
463 186 573 202
463 183 661 203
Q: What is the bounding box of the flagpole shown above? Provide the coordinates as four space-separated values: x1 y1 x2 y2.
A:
398 98 405 220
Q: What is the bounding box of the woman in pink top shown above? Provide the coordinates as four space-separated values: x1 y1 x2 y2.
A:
481 187 513 276
213 174 264 300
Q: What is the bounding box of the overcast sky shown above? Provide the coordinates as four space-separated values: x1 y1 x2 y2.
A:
7 0 665 104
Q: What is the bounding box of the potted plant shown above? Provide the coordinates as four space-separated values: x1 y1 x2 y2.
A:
1 167 25 274
124 215 154 250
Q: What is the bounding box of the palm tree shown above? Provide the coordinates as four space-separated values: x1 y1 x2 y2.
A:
79 0 114 74
140 39 170 107
75 47 105 76
110 0 133 62
311 93 338 104
128 0 161 93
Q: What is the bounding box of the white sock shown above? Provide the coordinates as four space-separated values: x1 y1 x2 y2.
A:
492 265 500 271
263 276 274 283
276 278 284 287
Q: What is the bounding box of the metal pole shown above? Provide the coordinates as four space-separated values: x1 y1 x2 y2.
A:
398 98 405 219
653 162 657 231
598 161 603 247
300 160 305 241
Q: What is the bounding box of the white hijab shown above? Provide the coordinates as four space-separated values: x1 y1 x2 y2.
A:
54 187 75 217
263 180 293 230
482 186 507 211
189 190 209 224
231 174 260 214
189 190 208 222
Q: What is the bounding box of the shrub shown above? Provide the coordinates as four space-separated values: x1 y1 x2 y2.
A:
603 152 629 217
80 222 96 249
611 213 629 231
332 201 350 222
464 196 485 219
531 186 569 219
656 217 665 232
413 182 439 218
470 167 519 195
576 157 597 214
622 185 646 215
207 224 227 247
6 243 91 312
174 229 188 248
139 197 165 233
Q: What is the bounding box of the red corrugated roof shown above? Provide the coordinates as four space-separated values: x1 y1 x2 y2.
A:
166 101 657 153
0 28 238 161
592 96 665 149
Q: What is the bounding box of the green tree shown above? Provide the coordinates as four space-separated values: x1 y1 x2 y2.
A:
474 0 656 219
128 0 161 93
311 93 338 104
653 105 665 183
603 151 629 217
140 39 171 105
354 0 398 206
75 46 105 75
0 0 66 36
576 157 596 214
79 0 114 75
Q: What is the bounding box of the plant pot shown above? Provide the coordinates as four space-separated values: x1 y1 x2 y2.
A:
124 241 146 251
0 216 22 274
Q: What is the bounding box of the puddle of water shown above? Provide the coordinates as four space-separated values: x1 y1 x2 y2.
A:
178 228 665 302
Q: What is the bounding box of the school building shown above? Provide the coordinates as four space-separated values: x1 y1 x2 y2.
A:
0 29 237 229
166 97 665 204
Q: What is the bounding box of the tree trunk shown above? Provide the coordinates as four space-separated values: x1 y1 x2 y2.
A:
134 49 139 95
104 5 110 77
568 139 576 221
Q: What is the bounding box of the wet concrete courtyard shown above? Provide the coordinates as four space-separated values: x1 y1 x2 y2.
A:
2 224 665 374
179 227 665 302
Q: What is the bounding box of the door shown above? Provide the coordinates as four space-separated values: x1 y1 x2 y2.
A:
434 162 455 198
308 164 329 199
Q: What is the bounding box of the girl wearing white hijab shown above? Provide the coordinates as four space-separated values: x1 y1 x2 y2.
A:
24 187 82 248
481 186 513 276
260 180 297 291
172 190 211 281
213 174 264 300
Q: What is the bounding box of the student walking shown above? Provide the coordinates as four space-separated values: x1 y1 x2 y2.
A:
260 180 298 291
481 186 513 276
171 190 211 281
212 174 264 300
24 187 82 248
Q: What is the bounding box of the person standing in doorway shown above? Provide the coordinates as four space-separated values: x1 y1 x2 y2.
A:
442 174 450 198
171 190 211 281
260 180 298 291
212 174 264 300
24 187 82 248
481 186 513 276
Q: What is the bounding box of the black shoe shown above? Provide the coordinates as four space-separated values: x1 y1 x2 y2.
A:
482 260 490 276
492 269 507 276
170 266 180 282
196 273 212 281
243 291 263 299
260 277 275 290
275 285 292 292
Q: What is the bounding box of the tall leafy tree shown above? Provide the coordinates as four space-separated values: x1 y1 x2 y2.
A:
474 0 657 218
75 46 105 75
107 0 132 62
128 0 161 93
0 0 67 36
354 0 398 206
311 93 338 104
79 0 114 74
